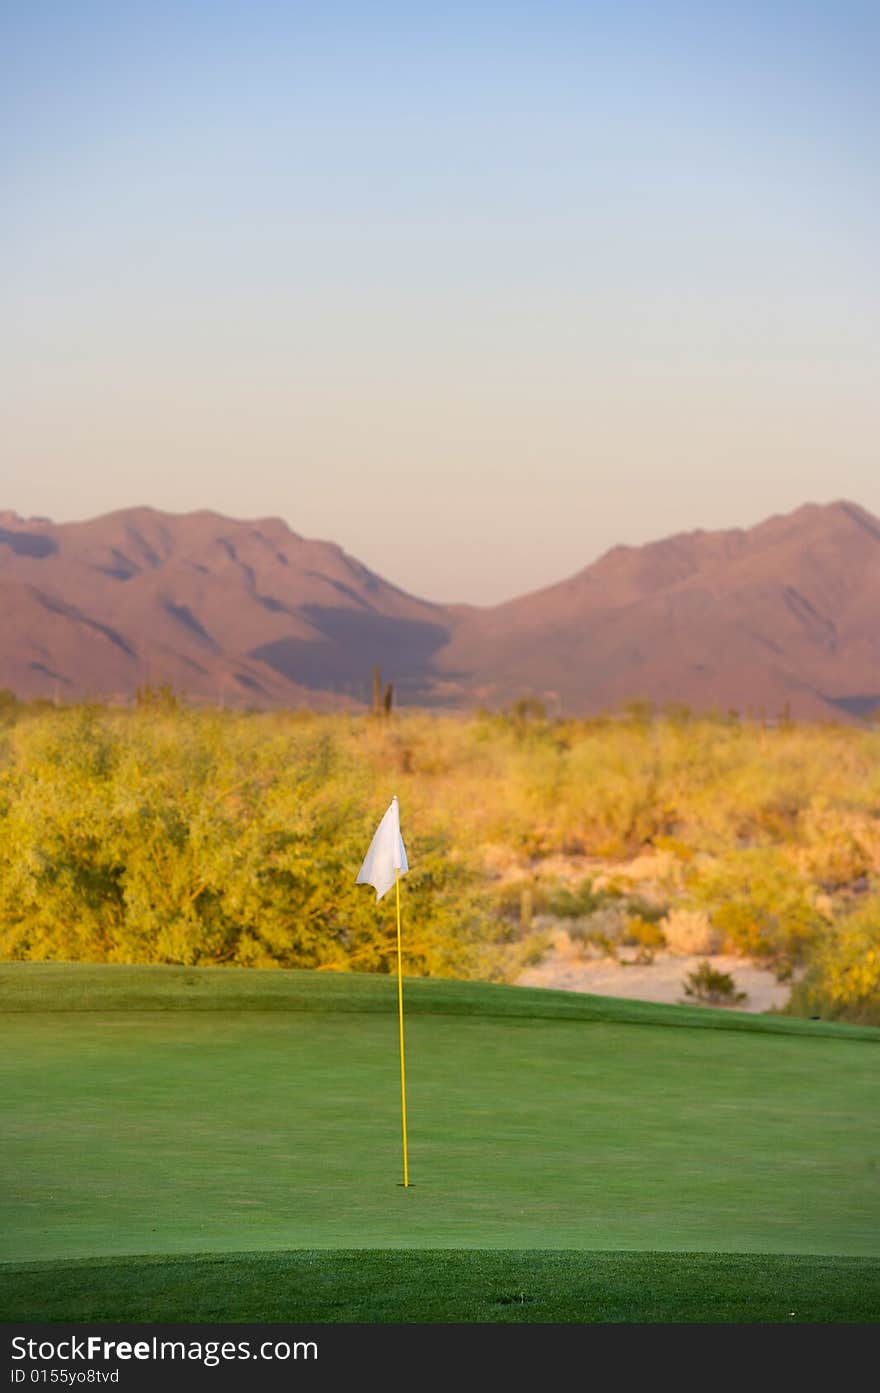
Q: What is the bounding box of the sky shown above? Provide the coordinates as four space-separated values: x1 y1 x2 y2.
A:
2 1 878 604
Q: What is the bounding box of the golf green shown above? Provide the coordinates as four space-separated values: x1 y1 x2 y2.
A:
2 962 878 1268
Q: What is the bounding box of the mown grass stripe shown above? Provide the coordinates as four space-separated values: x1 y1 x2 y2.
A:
2 1249 878 1324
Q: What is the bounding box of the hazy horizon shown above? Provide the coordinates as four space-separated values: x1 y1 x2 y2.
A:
3 2 878 603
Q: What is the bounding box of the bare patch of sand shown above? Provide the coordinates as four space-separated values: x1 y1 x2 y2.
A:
517 947 791 1013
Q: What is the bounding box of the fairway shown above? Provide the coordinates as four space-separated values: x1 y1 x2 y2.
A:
2 963 879 1321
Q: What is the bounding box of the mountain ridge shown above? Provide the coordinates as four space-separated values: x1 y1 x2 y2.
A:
1 499 878 720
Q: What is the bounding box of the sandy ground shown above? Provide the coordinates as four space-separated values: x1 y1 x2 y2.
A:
517 948 791 1013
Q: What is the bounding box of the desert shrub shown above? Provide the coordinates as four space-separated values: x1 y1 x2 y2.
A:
795 799 880 885
620 915 666 963
685 847 822 974
545 878 607 918
623 893 667 923
660 908 721 956
682 960 747 1006
650 835 695 863
490 879 544 923
134 682 180 712
786 897 880 1025
0 688 20 723
624 915 666 948
566 906 628 958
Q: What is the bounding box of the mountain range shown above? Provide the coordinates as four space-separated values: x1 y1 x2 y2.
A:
1 500 879 721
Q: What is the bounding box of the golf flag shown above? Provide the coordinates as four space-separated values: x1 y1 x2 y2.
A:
356 795 408 901
356 794 411 1187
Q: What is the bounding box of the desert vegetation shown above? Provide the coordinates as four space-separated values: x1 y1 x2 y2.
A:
1 689 879 1023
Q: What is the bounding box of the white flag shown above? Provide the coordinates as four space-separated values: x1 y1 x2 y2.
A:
356 795 409 901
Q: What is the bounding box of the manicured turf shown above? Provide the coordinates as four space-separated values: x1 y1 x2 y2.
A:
1 963 878 1321
4 959 878 1039
3 1249 879 1324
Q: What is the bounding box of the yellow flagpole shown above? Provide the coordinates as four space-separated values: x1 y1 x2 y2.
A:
395 867 409 1187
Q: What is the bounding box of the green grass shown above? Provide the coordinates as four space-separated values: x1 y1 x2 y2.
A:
3 1250 879 1323
3 959 877 1038
1 962 879 1322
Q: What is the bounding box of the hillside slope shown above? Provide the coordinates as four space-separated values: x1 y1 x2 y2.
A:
436 501 880 719
0 507 453 706
2 500 879 717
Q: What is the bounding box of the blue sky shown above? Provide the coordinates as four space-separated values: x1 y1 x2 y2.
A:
2 2 878 602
